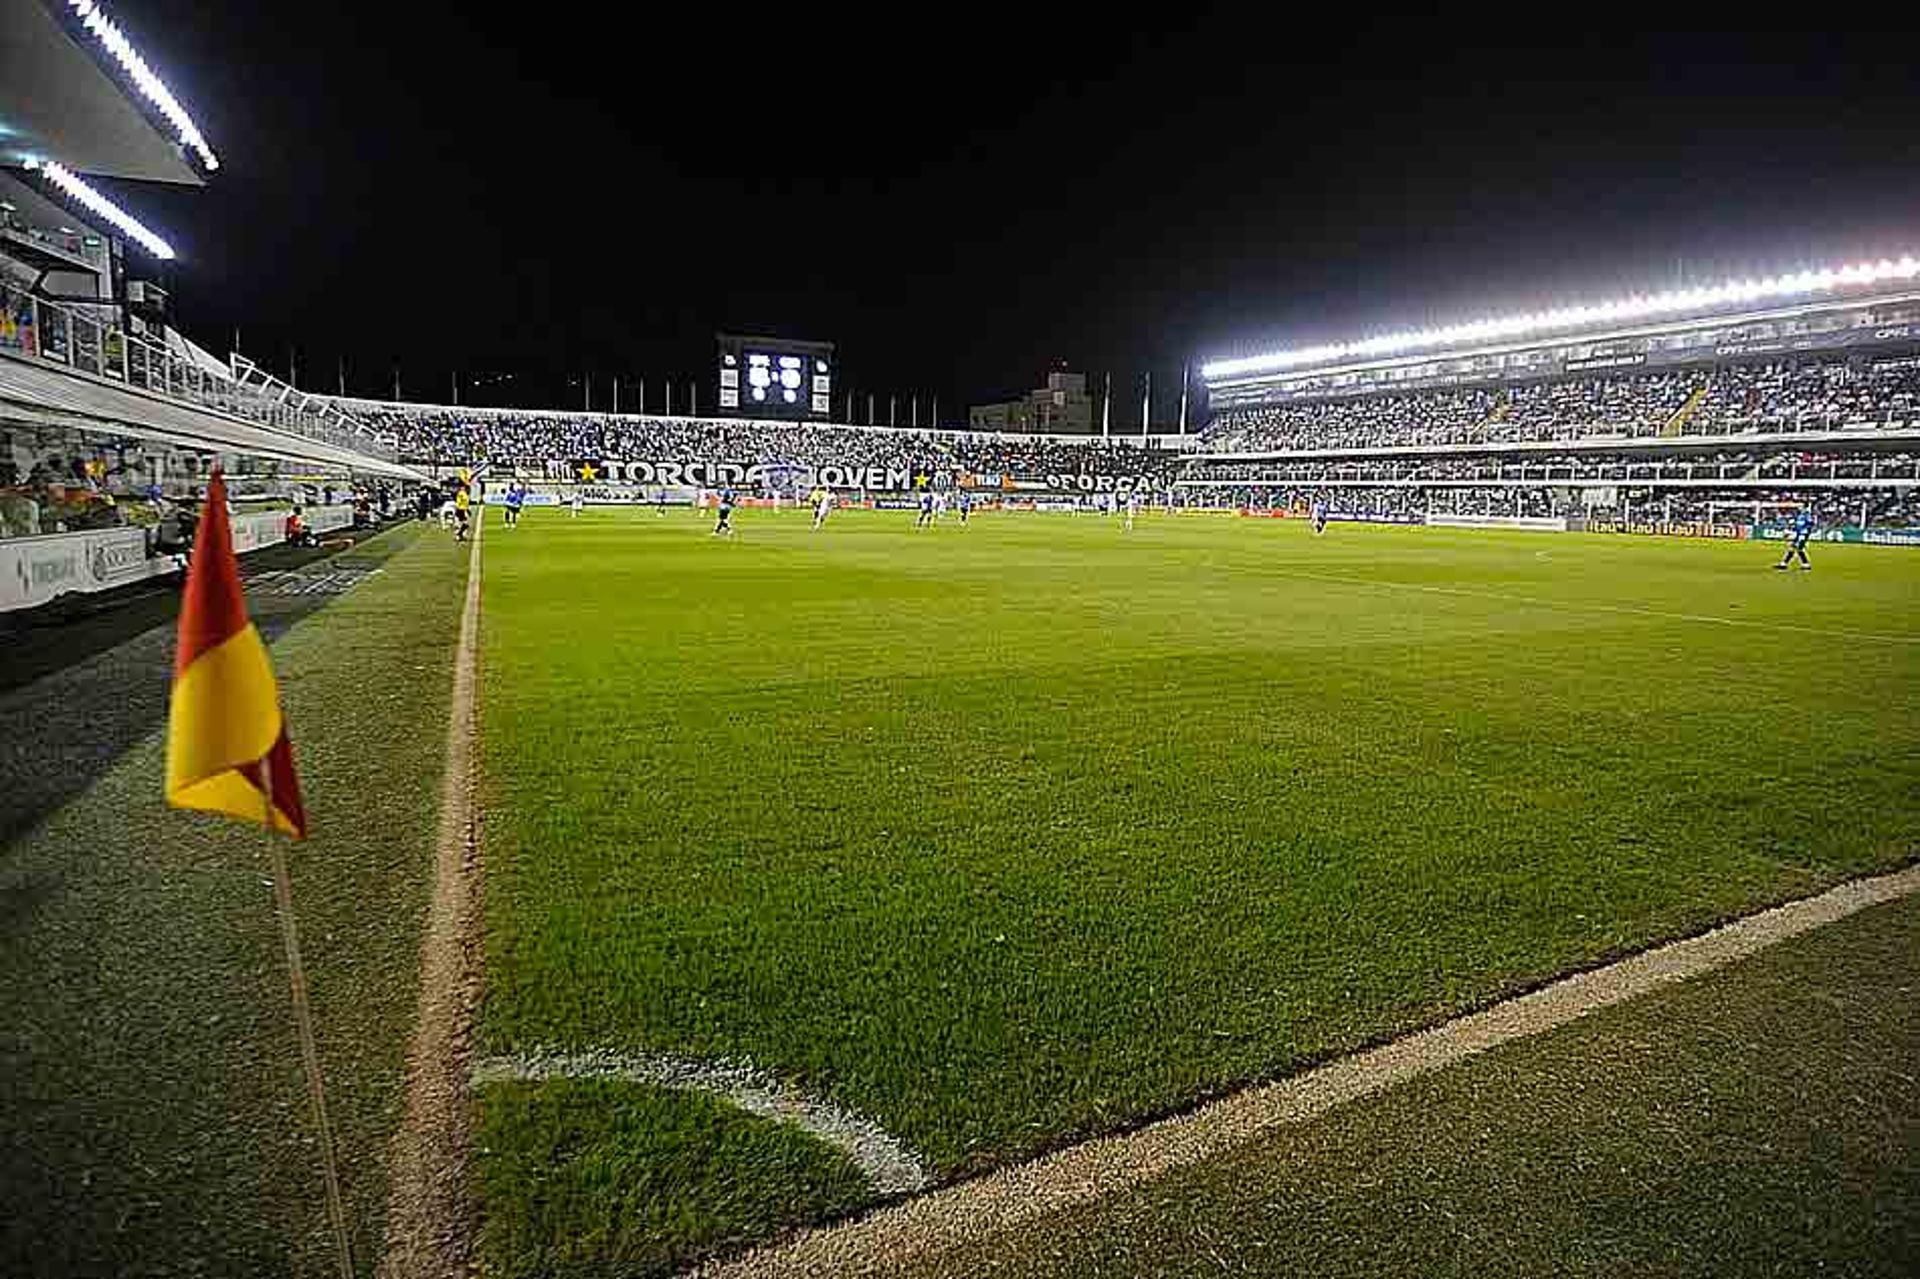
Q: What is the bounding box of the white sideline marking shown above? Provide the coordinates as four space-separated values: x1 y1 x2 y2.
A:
1277 567 1920 644
703 862 1920 1277
471 1048 933 1195
380 517 486 1278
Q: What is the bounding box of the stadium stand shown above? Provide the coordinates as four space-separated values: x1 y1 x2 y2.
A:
1190 270 1920 534
339 401 1185 494
0 3 419 610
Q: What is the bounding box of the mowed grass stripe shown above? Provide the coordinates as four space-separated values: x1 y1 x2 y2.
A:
475 508 1920 1272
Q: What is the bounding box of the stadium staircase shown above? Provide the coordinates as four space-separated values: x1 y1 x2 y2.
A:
1471 397 1512 440
1659 385 1710 437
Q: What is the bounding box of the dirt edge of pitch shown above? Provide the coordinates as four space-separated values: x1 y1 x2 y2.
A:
379 517 486 1278
699 859 1920 1279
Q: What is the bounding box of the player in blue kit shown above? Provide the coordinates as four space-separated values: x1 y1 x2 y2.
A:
712 486 736 536
1774 506 1815 570
915 489 935 528
1311 497 1329 535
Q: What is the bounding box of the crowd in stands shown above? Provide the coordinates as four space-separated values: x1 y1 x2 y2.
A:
1171 482 1920 528
1205 357 1920 454
0 425 402 542
1186 450 1920 489
369 407 1180 482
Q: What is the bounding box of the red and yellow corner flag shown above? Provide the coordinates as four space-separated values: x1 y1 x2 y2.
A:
166 471 307 838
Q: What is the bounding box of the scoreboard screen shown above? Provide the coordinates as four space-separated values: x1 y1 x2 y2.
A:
717 333 834 419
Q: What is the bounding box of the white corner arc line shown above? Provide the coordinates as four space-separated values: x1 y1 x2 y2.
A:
700 861 1920 1278
471 1049 932 1196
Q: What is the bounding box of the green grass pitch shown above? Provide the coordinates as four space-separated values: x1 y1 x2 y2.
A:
475 505 1920 1274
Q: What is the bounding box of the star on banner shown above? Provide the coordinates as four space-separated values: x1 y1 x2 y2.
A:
578 462 599 482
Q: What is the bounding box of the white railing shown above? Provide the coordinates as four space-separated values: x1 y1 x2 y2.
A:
0 278 397 462
1180 455 1920 488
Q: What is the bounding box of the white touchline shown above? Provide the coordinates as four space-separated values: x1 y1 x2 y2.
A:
470 1048 933 1196
701 861 1920 1278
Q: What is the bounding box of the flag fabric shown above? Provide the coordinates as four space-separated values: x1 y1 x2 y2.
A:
166 471 307 838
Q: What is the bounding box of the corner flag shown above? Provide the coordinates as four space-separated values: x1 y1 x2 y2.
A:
166 470 307 837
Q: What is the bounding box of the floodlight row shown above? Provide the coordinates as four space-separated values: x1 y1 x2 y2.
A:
1202 256 1920 381
25 158 175 259
67 0 219 172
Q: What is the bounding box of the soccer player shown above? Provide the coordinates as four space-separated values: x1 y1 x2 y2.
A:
655 487 667 517
503 482 524 528
713 485 736 536
570 489 584 518
916 489 935 528
1775 505 1815 570
812 486 834 529
958 490 971 525
453 483 471 542
1311 496 1329 536
1124 490 1139 532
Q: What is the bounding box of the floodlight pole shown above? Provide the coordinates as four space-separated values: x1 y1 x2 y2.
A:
911 395 919 429
1178 364 1189 435
867 393 875 425
1101 373 1111 438
639 377 647 415
889 395 897 428
664 382 673 416
613 376 620 415
689 380 698 418
584 373 592 412
450 371 459 406
931 393 939 430
1142 370 1151 434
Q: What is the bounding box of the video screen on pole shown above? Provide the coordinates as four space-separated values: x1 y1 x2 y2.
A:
717 333 834 419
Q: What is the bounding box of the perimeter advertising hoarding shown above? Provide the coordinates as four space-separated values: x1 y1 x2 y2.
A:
1587 519 1750 540
1751 524 1920 546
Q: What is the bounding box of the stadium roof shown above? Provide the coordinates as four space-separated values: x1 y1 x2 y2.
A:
0 0 211 184
1203 256 1920 384
0 355 419 479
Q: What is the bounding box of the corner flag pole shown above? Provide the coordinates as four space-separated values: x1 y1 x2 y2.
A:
167 472 352 1279
267 823 355 1279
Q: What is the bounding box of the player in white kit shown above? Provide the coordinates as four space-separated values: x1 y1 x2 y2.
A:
812 487 834 529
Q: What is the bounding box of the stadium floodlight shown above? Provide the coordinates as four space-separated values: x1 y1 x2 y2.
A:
1202 255 1920 380
23 158 175 259
66 0 220 173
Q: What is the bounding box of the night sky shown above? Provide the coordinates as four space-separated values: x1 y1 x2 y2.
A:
103 6 1920 422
